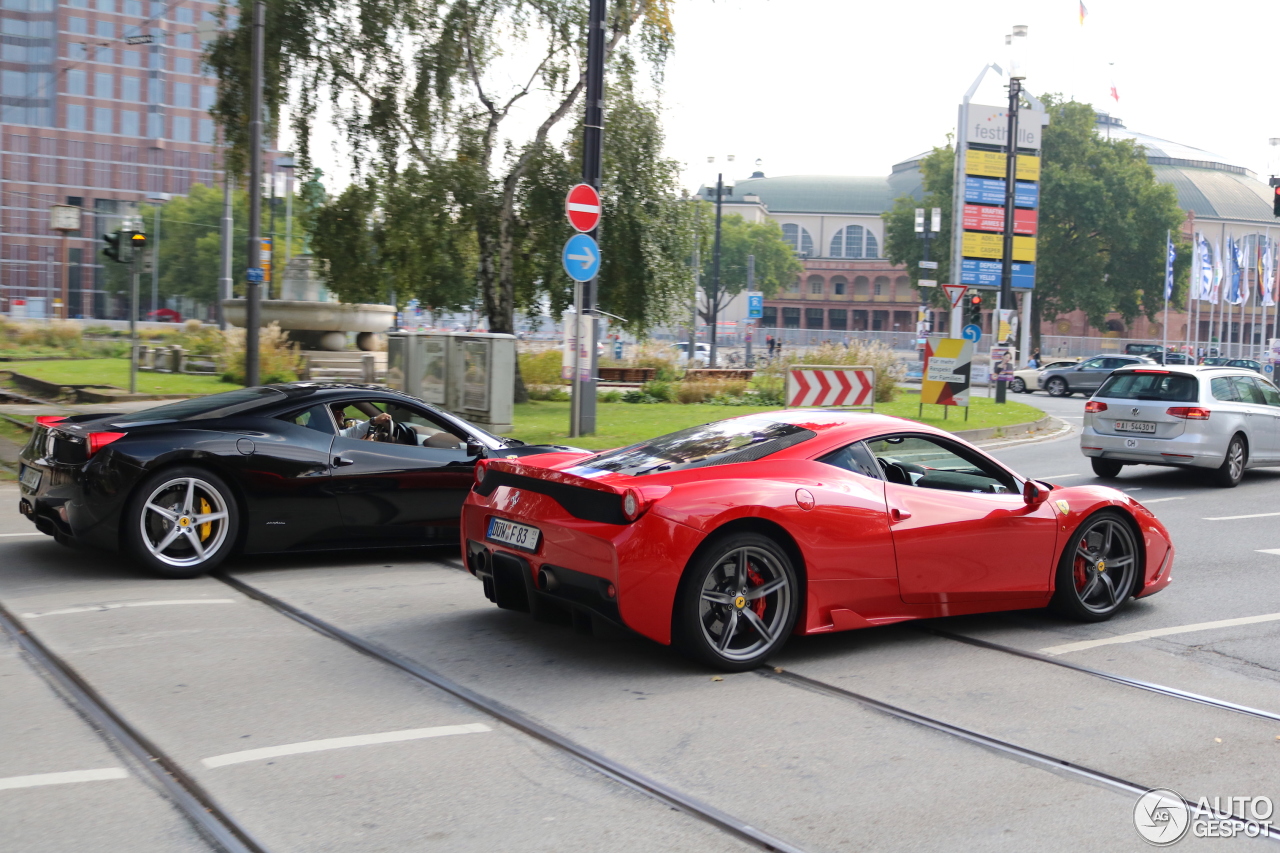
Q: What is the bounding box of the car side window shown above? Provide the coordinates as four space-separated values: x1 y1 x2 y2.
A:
1255 378 1280 407
1079 358 1105 369
281 405 336 435
1102 358 1130 370
1231 376 1267 405
1210 377 1240 402
383 403 469 450
865 435 1015 494
817 442 881 479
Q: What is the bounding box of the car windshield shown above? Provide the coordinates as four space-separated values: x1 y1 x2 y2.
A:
112 387 287 424
577 415 814 476
1096 372 1198 402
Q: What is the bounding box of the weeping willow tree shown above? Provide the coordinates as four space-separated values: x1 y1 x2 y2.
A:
206 0 679 347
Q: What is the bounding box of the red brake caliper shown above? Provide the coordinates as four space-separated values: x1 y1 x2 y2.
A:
746 564 767 617
1073 537 1089 592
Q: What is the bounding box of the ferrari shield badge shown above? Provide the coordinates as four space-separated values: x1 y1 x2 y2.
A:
1053 499 1071 515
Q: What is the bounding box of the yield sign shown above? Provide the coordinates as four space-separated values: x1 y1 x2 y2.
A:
943 283 968 309
565 183 601 233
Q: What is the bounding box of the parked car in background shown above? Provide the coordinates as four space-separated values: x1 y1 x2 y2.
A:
1010 358 1080 394
1151 352 1192 365
1081 365 1280 487
672 342 711 367
1124 343 1169 357
1039 354 1155 397
1201 357 1262 373
146 308 182 323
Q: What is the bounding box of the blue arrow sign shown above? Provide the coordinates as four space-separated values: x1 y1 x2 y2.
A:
747 293 763 319
961 323 983 343
562 234 600 282
245 267 264 283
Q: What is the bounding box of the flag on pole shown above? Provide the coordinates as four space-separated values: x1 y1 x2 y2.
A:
1210 240 1222 304
1228 239 1243 305
1256 237 1267 304
1079 1 1088 25
1164 232 1176 301
1198 234 1213 300
1265 241 1277 307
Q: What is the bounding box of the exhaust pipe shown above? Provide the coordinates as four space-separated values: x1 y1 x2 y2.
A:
538 568 559 591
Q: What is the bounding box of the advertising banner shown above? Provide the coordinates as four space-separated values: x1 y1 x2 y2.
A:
560 314 595 381
966 104 1047 149
990 345 1017 382
962 232 1037 263
922 337 973 407
964 150 1041 181
962 205 1038 235
964 177 1038 208
960 259 1036 290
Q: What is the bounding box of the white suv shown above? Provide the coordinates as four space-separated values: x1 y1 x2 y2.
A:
1080 365 1280 487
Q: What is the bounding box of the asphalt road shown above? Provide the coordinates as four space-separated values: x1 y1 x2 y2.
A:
2 391 1278 852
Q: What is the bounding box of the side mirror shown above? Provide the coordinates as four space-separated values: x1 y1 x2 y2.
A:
1023 479 1048 505
466 438 487 459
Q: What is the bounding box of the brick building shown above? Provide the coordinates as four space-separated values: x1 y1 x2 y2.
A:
1 0 225 319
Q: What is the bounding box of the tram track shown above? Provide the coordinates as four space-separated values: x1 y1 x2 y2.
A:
211 571 810 853
0 600 270 853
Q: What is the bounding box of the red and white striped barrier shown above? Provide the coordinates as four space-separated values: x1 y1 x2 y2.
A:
786 366 875 409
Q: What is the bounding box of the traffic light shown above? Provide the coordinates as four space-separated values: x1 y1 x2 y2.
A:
967 292 984 324
130 232 147 254
1273 186 1280 218
102 230 127 264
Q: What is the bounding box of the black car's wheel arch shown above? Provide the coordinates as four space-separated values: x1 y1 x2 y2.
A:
1051 506 1146 598
115 455 251 556
673 516 809 638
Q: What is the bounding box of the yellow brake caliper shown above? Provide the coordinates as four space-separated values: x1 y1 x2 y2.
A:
198 497 212 540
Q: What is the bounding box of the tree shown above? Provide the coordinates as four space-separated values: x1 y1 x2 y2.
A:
696 213 803 325
883 97 1190 346
881 144 955 313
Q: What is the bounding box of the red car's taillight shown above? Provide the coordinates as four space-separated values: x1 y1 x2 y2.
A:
622 488 642 521
474 459 491 486
35 415 67 427
1084 401 1107 413
86 432 126 456
1167 407 1211 420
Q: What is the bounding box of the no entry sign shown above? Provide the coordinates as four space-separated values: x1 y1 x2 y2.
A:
565 183 601 233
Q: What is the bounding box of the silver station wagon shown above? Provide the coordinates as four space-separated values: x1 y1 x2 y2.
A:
1080 365 1280 487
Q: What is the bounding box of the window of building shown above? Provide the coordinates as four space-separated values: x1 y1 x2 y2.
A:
831 276 847 296
122 75 140 101
2 69 24 96
149 1 162 16
781 223 815 257
68 16 87 33
805 308 824 330
94 72 112 99
175 32 193 50
852 309 868 331
69 0 88 7
894 275 909 291
198 118 214 143
2 18 24 35
68 42 87 60
67 69 86 94
865 231 879 258
175 6 193 23
787 277 800 293
808 275 823 295
123 0 142 14
123 50 141 67
829 224 867 259
828 309 848 330
174 56 193 74
872 310 888 331
95 19 112 38
199 84 216 109
96 46 113 63
873 275 890 297
172 115 190 141
172 81 191 107
148 77 162 103
120 110 139 136
97 0 114 11
782 307 801 329
66 104 85 130
147 111 162 138
762 306 777 328
93 106 112 133
2 43 24 61
852 275 870 298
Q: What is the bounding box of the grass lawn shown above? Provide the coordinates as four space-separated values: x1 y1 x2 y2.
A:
505 393 1044 450
0 414 30 447
3 358 237 396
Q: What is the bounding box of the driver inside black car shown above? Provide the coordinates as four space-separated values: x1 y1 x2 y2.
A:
332 404 393 441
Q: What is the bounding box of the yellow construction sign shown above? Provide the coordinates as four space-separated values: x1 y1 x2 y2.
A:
962 232 1037 262
965 150 1040 182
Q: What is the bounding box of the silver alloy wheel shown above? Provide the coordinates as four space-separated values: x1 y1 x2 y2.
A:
1227 440 1245 481
1070 517 1137 615
698 545 793 662
1046 377 1068 397
1010 378 1026 393
139 477 230 568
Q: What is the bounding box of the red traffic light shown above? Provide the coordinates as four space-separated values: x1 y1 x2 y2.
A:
1273 186 1280 218
970 295 982 305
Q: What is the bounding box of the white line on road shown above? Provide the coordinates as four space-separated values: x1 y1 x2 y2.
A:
0 532 46 538
1138 497 1185 504
0 768 128 791
1036 473 1084 479
21 599 236 619
1205 512 1280 521
202 723 493 768
1040 612 1280 655
1257 549 1280 556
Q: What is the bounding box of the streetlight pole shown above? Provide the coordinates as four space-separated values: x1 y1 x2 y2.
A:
996 29 1026 405
244 0 265 386
710 172 724 369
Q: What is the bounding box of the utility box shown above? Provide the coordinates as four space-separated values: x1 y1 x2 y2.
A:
387 331 514 433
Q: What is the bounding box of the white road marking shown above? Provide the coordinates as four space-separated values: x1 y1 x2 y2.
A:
0 532 46 538
21 599 236 619
1257 549 1280 556
1206 511 1280 521
1138 497 1184 504
202 723 493 768
1036 473 1084 479
1040 612 1280 655
0 768 128 791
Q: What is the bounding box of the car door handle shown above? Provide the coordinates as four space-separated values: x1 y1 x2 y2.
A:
890 507 912 522
332 456 355 467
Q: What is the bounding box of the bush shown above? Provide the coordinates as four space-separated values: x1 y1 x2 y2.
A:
639 379 674 402
675 379 748 404
220 322 304 385
0 319 131 357
519 349 564 386
171 320 225 357
755 340 904 404
599 389 623 403
527 385 570 402
622 388 663 404
629 340 682 381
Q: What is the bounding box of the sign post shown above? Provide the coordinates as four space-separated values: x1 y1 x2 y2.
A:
49 204 81 319
921 337 974 421
943 283 968 309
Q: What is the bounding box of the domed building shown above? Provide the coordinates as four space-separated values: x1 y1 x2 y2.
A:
708 115 1278 351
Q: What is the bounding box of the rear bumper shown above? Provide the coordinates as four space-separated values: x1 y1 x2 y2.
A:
17 451 137 551
1079 427 1223 469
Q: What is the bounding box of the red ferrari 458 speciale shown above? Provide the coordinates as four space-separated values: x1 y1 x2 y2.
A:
462 410 1173 670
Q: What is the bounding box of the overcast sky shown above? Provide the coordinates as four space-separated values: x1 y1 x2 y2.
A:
297 0 1280 195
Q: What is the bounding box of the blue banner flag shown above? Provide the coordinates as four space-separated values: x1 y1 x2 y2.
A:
1164 231 1175 301
1227 238 1243 305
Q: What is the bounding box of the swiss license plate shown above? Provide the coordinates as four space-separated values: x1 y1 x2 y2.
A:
1113 420 1156 433
487 516 541 553
18 464 41 491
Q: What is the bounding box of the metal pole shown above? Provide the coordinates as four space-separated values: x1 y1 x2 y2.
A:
150 203 160 320
745 253 755 366
244 0 265 386
218 168 233 330
284 168 294 266
573 0 605 436
996 75 1021 404
130 244 139 394
710 173 723 368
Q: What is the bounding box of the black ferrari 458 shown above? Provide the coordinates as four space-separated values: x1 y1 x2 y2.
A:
17 383 573 577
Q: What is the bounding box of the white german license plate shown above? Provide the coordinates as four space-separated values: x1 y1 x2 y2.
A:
487 517 541 553
18 464 41 491
1113 421 1156 433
